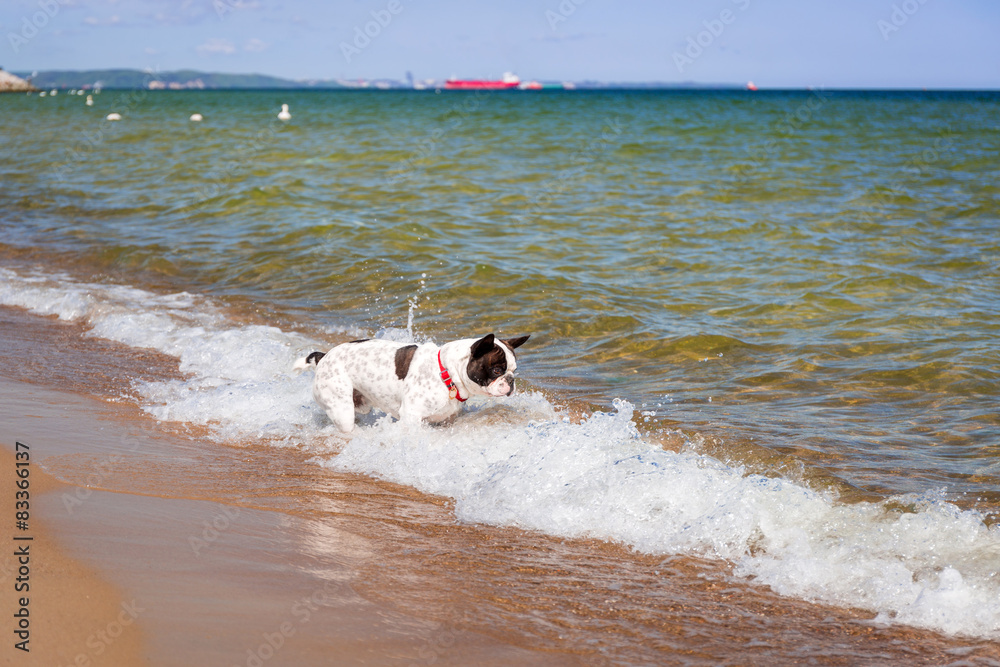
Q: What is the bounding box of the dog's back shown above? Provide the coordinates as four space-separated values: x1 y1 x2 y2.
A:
295 339 430 431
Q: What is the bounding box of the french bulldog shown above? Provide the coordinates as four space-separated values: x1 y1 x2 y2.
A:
294 333 529 433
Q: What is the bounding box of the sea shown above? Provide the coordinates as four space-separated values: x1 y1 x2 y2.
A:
1 88 999 663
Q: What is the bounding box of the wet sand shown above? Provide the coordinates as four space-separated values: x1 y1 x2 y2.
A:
0 304 580 666
0 383 578 666
0 447 146 666
2 303 1000 665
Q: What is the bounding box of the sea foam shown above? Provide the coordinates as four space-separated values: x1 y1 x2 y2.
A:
1 266 998 639
326 400 1000 639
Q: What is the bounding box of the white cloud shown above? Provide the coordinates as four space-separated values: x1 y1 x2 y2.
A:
244 37 268 52
82 14 122 26
196 38 237 56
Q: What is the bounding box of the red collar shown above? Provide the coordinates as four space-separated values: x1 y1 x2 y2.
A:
437 350 467 402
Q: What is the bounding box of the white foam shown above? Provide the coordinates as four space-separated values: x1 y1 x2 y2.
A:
2 266 998 639
324 400 1000 638
0 267 322 443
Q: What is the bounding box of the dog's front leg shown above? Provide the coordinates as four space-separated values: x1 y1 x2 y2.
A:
397 400 426 428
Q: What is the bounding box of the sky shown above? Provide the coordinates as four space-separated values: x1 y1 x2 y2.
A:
2 0 999 88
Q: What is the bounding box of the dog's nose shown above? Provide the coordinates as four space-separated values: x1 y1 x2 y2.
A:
505 375 515 396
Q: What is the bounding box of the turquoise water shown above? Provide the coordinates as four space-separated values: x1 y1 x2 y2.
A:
3 88 1000 641
3 89 997 504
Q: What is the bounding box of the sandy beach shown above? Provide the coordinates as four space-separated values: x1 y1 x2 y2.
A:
0 385 587 667
0 447 146 666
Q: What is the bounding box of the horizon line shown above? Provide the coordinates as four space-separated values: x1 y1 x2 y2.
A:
9 68 999 92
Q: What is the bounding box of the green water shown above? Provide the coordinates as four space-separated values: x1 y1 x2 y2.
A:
1 88 998 503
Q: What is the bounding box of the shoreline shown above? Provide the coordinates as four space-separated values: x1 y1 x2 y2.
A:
0 370 582 666
0 302 585 665
1 300 999 664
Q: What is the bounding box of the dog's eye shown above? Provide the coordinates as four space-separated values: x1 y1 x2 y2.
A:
491 367 503 378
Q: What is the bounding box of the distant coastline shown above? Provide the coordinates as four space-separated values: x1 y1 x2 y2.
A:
12 69 999 93
13 67 744 91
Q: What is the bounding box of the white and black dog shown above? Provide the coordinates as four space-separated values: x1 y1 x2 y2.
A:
294 334 529 433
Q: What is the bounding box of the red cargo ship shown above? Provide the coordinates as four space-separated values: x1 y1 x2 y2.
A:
445 72 520 90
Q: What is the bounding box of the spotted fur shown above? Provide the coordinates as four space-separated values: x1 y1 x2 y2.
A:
294 334 529 433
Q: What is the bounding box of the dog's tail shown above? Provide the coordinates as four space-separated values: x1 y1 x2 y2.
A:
292 351 326 373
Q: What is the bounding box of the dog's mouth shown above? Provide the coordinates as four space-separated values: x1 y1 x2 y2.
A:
486 374 515 397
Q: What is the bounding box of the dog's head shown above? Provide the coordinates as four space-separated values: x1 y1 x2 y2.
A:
465 334 529 397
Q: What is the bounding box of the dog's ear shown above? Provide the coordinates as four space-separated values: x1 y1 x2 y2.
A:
503 335 530 350
471 334 496 359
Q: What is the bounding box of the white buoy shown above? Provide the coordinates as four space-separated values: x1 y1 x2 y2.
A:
277 103 291 121
106 112 121 121
189 113 203 122
39 91 47 97
86 95 93 106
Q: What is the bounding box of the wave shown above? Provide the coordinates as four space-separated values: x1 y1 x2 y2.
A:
1 265 997 639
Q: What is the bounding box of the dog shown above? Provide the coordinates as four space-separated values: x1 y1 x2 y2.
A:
294 334 529 433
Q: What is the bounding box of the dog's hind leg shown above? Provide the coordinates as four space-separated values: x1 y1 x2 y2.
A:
312 368 358 433
353 389 373 416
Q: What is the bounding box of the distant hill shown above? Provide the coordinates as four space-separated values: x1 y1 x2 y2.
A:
13 68 747 91
14 69 349 90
